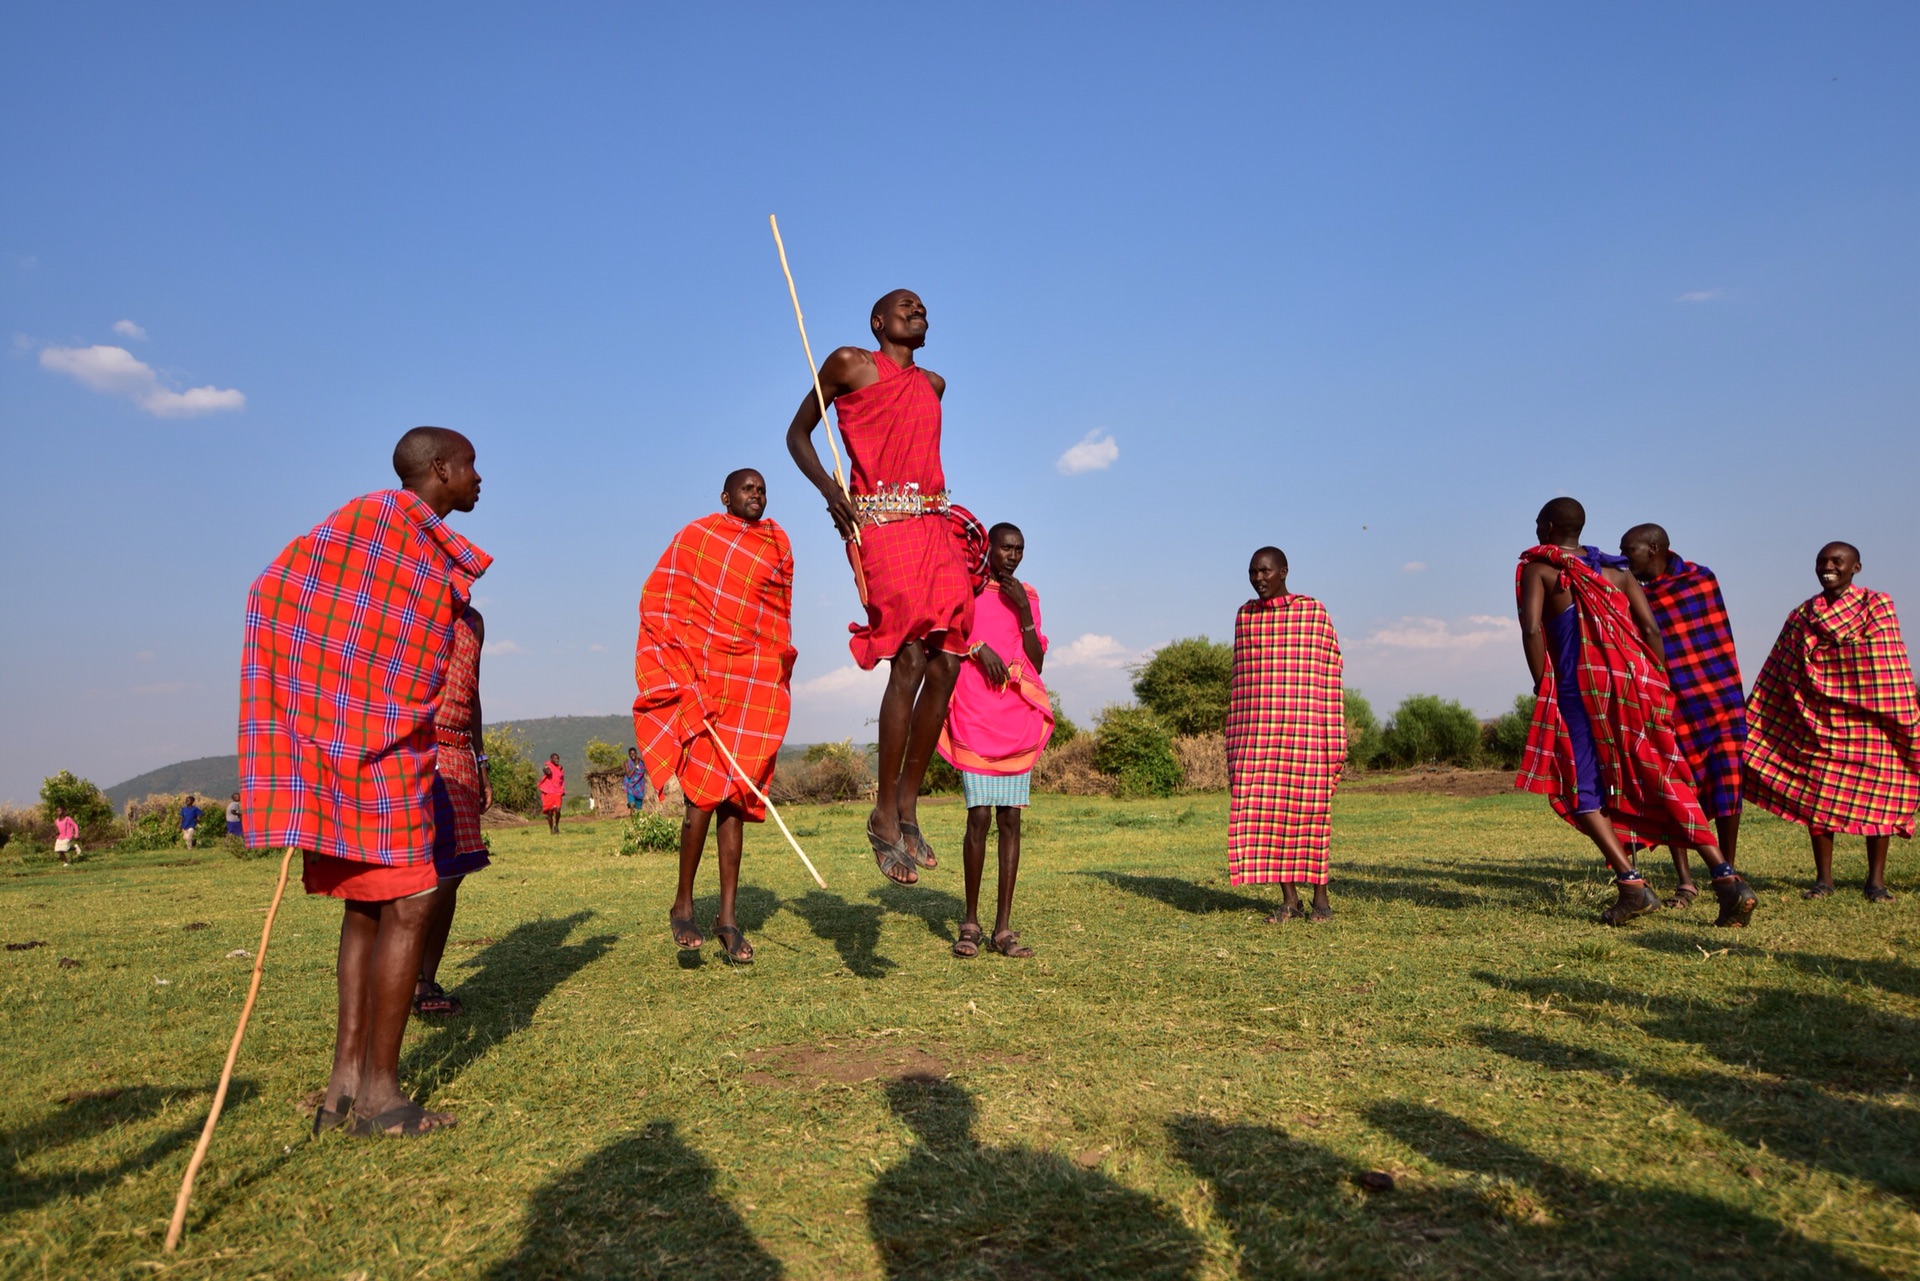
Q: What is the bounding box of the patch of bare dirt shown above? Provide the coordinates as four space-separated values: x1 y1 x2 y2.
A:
1351 766 1515 798
479 807 531 828
742 1039 1026 1088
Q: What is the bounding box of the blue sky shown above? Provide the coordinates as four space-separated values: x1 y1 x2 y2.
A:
3 4 1917 803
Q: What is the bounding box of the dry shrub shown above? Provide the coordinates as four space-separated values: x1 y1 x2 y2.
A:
1032 736 1115 796
1175 733 1227 791
0 802 50 852
771 748 873 805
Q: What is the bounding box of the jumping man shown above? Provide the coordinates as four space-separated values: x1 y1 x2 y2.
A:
1515 498 1756 927
786 290 975 886
634 469 796 964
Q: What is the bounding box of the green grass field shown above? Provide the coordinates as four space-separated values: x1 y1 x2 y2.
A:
3 782 1918 1279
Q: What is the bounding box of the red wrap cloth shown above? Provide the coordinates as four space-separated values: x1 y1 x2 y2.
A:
835 350 973 668
538 761 566 813
1226 594 1345 886
237 489 490 898
938 584 1053 775
1637 554 1745 821
1743 586 1920 837
431 608 491 876
633 512 796 820
1513 546 1713 847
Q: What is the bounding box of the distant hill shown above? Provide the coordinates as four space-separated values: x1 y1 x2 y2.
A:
106 716 820 812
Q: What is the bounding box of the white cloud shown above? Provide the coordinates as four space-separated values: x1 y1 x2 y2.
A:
1056 430 1119 475
1361 614 1514 652
1401 561 1428 574
587 643 608 653
1050 633 1136 669
484 638 527 655
795 664 890 698
112 319 148 341
1675 288 1724 303
39 343 244 418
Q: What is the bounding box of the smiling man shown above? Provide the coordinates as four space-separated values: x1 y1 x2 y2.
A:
240 425 488 1138
1619 523 1747 906
1515 498 1756 927
1744 542 1920 902
633 469 796 964
1225 547 1346 923
786 289 976 887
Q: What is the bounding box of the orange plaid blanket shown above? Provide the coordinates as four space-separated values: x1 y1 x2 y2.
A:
1744 586 1920 836
632 513 796 819
239 489 490 865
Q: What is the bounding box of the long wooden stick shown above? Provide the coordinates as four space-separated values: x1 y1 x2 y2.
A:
769 214 868 607
164 846 296 1253
706 726 827 890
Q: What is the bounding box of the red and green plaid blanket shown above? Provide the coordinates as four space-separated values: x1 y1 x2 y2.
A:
1744 586 1920 836
1513 546 1713 847
239 489 490 864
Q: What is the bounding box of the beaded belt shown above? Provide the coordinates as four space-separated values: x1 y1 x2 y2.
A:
853 485 951 527
435 726 474 748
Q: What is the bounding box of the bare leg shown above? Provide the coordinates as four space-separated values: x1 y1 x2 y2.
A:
1809 830 1836 893
354 891 448 1126
1571 811 1639 876
1307 881 1332 921
869 644 928 847
992 807 1023 937
961 807 990 927
416 875 461 989
894 645 962 833
713 804 751 961
1715 813 1741 866
325 902 380 1113
670 804 716 945
1865 835 1894 899
1667 845 1695 895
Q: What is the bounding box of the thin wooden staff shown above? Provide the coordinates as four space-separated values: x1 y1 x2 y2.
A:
769 213 868 607
165 845 296 1253
705 725 827 890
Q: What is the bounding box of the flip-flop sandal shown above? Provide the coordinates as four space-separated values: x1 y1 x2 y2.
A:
1600 881 1662 926
1666 884 1699 909
1713 875 1758 928
1865 884 1897 904
867 817 918 886
411 980 463 1017
311 1099 352 1137
898 820 938 870
714 924 754 965
1308 903 1334 923
1803 882 1834 900
952 923 983 958
348 1103 457 1138
1265 903 1303 924
990 929 1033 959
669 913 705 949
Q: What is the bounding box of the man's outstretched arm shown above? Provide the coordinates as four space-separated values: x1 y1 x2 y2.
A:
1519 563 1550 689
784 346 868 538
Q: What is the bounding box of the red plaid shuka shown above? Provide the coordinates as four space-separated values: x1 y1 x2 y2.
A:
1640 553 1745 820
1743 586 1920 837
431 608 490 875
633 513 796 820
239 489 491 866
1226 595 1344 886
835 350 973 669
1513 546 1713 847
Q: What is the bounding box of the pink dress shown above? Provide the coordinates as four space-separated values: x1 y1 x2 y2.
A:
938 584 1054 775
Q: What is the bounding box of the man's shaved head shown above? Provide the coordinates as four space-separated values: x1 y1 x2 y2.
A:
1536 497 1585 534
1622 523 1669 553
1253 545 1288 569
392 426 469 486
988 521 1022 543
1821 540 1862 562
871 289 914 325
723 467 764 493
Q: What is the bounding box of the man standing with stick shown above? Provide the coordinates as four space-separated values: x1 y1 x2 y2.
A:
635 469 797 964
785 289 975 885
239 425 488 1137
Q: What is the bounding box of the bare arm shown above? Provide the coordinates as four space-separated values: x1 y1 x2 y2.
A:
783 346 873 539
1608 569 1667 670
1519 562 1551 689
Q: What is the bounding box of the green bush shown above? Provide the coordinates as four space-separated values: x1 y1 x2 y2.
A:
1131 637 1233 736
585 738 626 771
1483 693 1537 770
1048 690 1080 746
41 770 114 832
922 754 963 794
1343 689 1385 769
484 724 541 814
1380 694 1484 768
1092 704 1183 798
116 796 191 852
619 810 680 854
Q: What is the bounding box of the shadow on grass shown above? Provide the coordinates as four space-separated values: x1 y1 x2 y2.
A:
0 1080 257 1215
403 912 616 1096
1627 929 1920 999
672 884 783 969
487 1118 782 1279
1082 871 1270 916
870 882 965 945
787 891 894 978
1363 1100 1882 1278
868 1075 1203 1278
